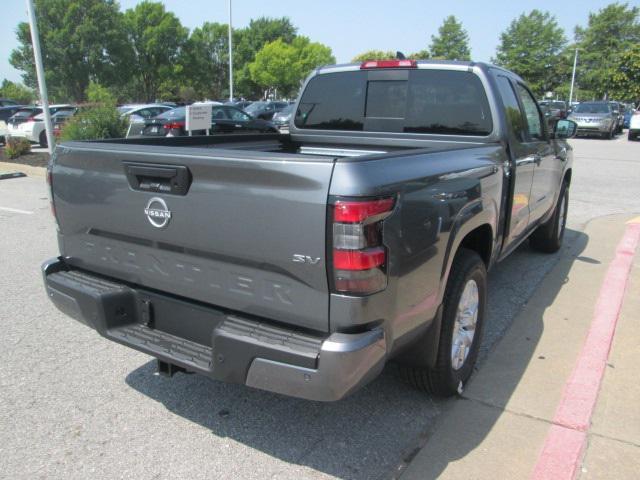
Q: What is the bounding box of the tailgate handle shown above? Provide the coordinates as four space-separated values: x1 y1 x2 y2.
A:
124 163 192 196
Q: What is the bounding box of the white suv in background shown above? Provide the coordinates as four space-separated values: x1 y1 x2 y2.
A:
7 104 75 147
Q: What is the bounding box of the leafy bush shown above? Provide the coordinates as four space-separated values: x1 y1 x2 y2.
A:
4 137 32 159
60 83 128 142
0 79 36 104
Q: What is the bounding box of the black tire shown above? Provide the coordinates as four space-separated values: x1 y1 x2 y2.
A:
39 130 47 148
530 182 568 253
400 248 487 396
630 132 636 141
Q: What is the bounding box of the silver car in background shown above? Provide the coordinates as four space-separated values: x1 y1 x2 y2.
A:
568 102 617 139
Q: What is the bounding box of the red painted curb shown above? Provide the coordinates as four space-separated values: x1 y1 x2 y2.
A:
531 222 640 480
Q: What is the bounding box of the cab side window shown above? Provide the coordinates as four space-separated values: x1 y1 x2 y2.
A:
495 75 526 143
515 83 544 140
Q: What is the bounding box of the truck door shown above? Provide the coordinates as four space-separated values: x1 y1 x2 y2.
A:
513 83 558 224
494 75 535 247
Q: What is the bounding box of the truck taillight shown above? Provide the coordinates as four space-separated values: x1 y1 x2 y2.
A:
330 197 395 295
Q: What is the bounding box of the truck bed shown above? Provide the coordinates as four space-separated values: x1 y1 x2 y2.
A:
95 132 485 160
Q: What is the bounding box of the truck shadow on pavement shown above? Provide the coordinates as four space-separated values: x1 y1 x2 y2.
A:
125 228 588 480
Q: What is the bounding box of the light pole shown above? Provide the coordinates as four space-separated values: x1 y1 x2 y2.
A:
568 48 578 105
26 0 54 153
228 0 233 101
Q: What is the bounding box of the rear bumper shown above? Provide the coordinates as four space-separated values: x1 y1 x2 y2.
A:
42 258 386 401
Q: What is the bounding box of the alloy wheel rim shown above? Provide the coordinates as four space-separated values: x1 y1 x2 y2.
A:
451 279 479 371
558 195 567 239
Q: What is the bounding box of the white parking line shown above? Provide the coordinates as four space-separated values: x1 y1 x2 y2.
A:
0 206 34 215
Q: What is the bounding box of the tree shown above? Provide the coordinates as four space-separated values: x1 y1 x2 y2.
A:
430 16 471 60
352 50 429 62
292 36 335 79
182 22 230 100
408 49 431 60
610 44 640 102
574 3 640 98
233 17 298 98
0 79 36 104
249 37 334 98
9 0 130 102
123 1 188 102
493 10 567 96
351 50 396 62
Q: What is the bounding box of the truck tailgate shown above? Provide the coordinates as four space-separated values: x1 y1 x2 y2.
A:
51 143 335 332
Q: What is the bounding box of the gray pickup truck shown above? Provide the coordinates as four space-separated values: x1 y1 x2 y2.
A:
42 60 576 401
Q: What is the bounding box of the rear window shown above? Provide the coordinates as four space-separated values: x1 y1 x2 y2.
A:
574 103 610 114
295 69 493 136
13 108 40 118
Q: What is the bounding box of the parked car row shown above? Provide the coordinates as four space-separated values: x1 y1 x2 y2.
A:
0 98 293 146
4 104 75 147
142 104 278 136
567 101 638 140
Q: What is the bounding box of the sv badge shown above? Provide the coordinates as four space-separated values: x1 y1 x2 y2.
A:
292 254 321 265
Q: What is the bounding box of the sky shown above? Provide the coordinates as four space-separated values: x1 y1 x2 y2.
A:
0 0 628 84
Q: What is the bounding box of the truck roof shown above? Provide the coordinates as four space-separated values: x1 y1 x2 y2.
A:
314 60 523 82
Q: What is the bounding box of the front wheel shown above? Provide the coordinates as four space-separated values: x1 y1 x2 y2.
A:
530 182 568 253
399 249 487 396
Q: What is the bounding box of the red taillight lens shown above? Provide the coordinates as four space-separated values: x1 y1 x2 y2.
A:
333 247 385 270
360 60 417 69
334 198 395 223
331 197 395 295
163 121 185 130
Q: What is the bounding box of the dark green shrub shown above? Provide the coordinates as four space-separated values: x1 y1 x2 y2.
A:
4 137 32 158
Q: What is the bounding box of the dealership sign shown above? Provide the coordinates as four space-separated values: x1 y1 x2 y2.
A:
186 103 213 132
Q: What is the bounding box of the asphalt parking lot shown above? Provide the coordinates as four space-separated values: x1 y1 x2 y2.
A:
1 133 639 479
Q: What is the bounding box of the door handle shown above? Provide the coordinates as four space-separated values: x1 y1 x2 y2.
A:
123 162 192 196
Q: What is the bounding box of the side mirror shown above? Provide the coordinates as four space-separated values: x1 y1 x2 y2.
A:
554 119 577 139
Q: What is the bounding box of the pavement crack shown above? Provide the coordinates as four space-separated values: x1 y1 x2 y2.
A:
589 431 640 449
460 395 555 426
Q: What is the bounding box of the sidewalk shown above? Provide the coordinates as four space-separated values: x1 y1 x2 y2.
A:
399 214 640 480
0 160 46 177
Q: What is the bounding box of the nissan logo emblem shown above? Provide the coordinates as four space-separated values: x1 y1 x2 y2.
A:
144 197 171 228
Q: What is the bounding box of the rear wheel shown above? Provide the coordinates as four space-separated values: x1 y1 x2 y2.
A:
399 249 487 396
530 182 568 253
39 130 47 148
